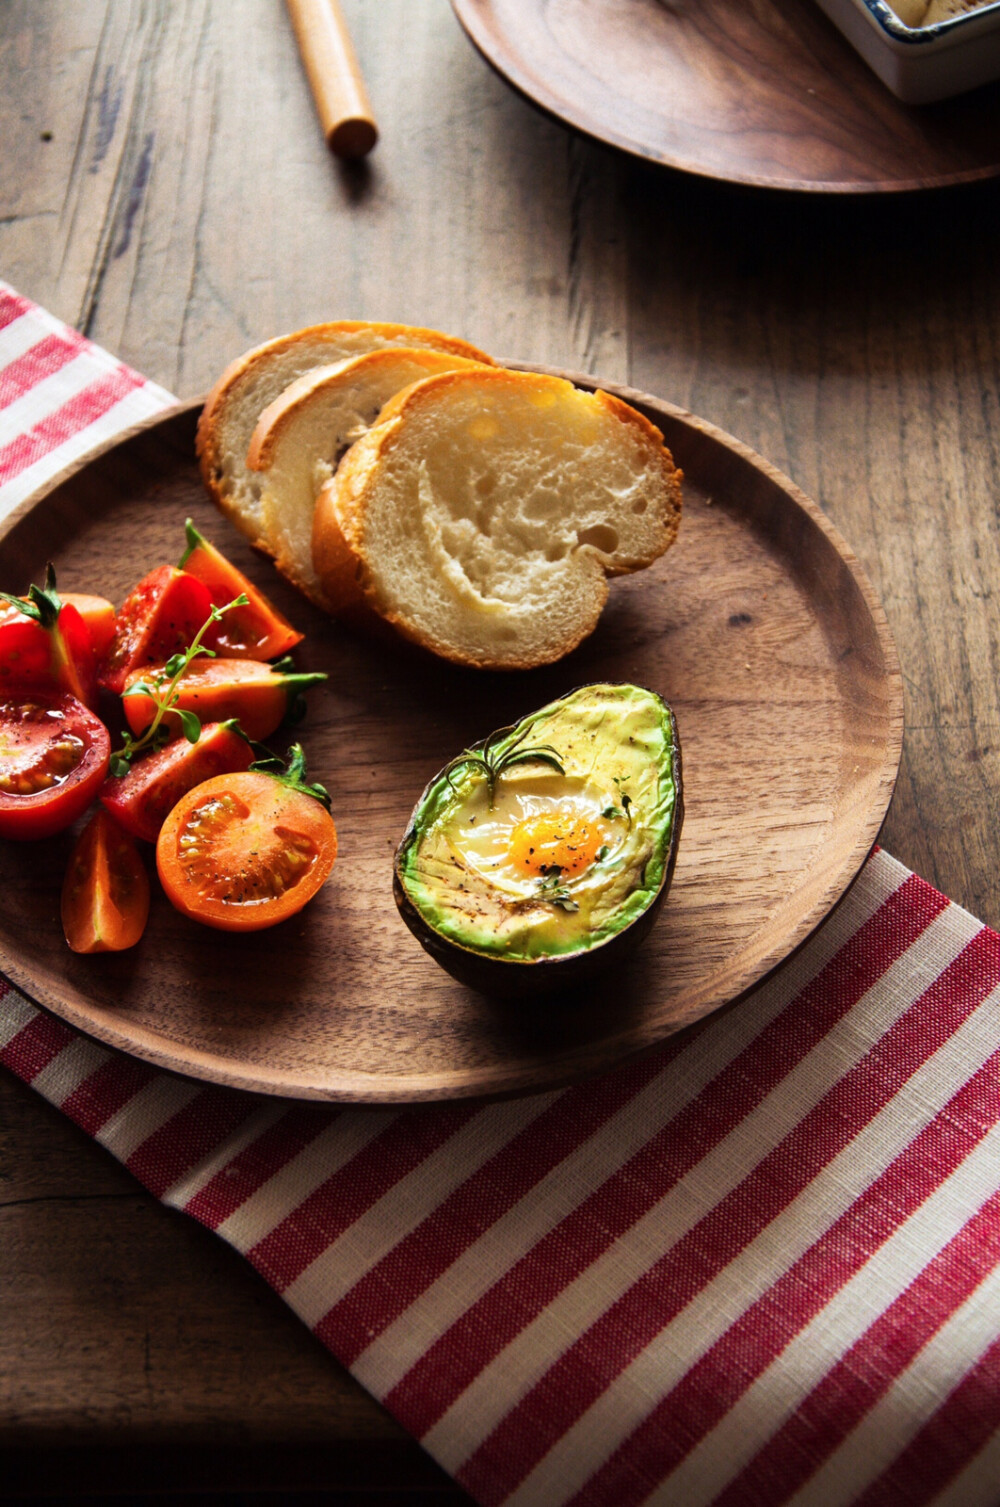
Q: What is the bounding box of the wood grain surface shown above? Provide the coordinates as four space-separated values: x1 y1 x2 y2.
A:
0 392 901 1101
2 0 1000 1497
453 0 1000 192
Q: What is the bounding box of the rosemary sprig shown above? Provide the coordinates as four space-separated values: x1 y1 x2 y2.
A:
443 722 566 809
109 594 248 777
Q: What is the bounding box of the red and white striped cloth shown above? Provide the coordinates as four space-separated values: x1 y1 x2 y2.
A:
3 280 1000 1507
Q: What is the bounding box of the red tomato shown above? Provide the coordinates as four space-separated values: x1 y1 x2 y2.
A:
62 592 116 659
122 658 326 742
0 584 95 707
179 520 304 661
61 807 150 953
0 693 110 840
100 720 254 842
97 567 213 695
156 760 337 932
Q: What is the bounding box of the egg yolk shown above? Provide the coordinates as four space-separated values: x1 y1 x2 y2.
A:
507 810 605 876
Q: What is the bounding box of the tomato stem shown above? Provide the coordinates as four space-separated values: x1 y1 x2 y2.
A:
0 562 62 630
177 518 205 569
249 743 332 811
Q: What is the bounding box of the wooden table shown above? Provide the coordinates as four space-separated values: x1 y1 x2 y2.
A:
2 1 999 1499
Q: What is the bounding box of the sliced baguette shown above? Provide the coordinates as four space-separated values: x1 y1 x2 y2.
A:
312 368 682 670
196 321 495 549
246 348 490 607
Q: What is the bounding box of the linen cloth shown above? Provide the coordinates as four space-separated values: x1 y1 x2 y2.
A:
2 280 1000 1507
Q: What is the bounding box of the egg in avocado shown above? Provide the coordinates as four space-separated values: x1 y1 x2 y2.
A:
393 683 683 996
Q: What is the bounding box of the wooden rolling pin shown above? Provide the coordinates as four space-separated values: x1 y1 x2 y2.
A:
286 0 378 159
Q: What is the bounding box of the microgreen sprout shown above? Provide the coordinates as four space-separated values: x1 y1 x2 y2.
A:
601 792 632 826
109 594 248 777
535 868 579 913
442 722 565 809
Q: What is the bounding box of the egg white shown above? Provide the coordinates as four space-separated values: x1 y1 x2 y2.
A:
441 771 624 899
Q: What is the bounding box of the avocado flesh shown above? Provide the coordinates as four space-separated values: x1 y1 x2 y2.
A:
395 684 680 965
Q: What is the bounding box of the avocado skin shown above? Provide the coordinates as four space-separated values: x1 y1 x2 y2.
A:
393 689 683 1000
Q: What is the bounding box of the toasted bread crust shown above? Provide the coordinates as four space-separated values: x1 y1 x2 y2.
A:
195 321 495 522
247 349 491 608
311 473 370 614
245 349 489 475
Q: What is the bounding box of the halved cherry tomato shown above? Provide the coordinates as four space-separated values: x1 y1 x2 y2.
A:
97 566 213 695
61 807 150 953
156 752 337 932
62 592 116 660
0 570 96 707
0 693 110 840
179 520 303 661
100 720 254 842
122 658 326 742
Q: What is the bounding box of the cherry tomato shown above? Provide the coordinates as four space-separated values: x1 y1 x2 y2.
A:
0 693 110 840
156 753 337 932
0 571 96 707
61 807 150 953
178 520 303 661
122 658 326 742
97 566 213 695
100 720 254 842
62 592 116 660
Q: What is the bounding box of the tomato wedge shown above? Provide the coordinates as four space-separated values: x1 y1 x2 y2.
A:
100 720 254 842
62 807 150 953
122 658 327 742
97 566 213 695
156 747 337 932
179 520 303 661
0 693 110 840
62 592 116 660
0 569 96 707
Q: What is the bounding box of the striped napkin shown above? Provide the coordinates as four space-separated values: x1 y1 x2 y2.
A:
3 281 1000 1507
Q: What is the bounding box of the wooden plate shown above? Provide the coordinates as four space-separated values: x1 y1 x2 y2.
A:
0 377 902 1102
451 0 1000 193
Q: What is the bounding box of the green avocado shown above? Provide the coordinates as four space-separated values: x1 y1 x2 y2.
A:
393 683 683 996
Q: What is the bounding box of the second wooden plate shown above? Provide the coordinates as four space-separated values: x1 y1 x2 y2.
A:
452 0 1000 193
0 378 902 1101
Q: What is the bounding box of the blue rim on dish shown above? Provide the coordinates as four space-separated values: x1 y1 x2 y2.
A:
863 0 1000 41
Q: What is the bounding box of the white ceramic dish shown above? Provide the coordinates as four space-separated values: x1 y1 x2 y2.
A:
813 0 1000 100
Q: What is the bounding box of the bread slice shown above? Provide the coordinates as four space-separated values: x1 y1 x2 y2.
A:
245 348 490 607
196 321 495 549
311 368 683 670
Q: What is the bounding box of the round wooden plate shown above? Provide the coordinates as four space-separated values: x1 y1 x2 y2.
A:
0 376 902 1102
451 0 1000 193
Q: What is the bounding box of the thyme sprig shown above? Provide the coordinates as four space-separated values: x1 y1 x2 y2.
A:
109 594 248 777
443 722 565 809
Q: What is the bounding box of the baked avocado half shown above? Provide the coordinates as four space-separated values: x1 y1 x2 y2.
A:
393 683 683 997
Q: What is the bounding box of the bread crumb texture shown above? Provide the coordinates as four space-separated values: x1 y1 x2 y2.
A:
321 369 682 670
196 321 494 547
